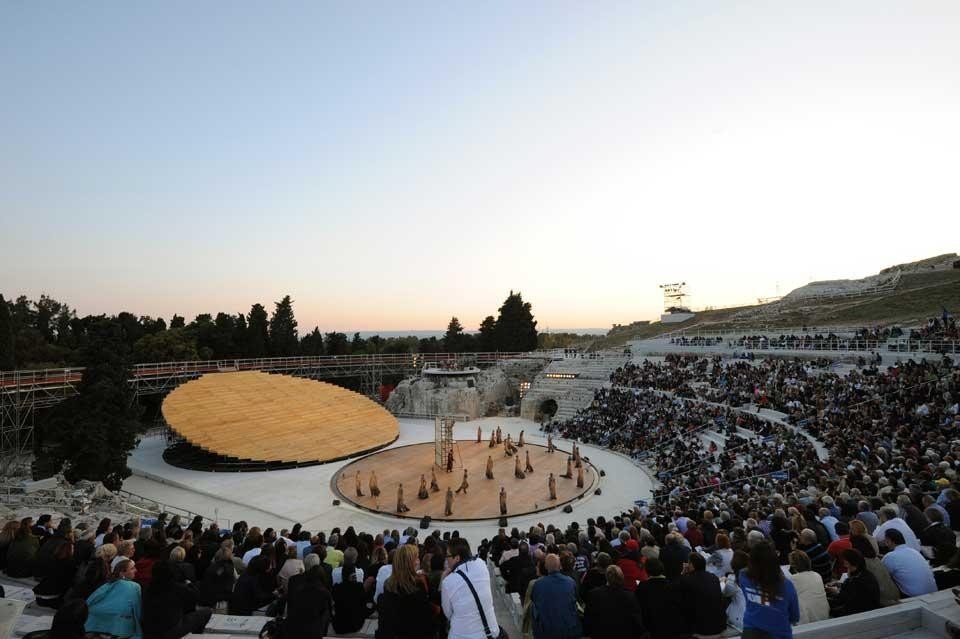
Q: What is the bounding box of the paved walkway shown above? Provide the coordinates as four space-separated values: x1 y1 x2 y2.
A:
125 416 653 535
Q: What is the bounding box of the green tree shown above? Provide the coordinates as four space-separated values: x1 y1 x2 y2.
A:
383 336 418 353
115 311 145 348
269 295 299 356
246 304 269 358
351 332 367 354
187 313 215 360
211 312 236 358
139 316 167 335
301 327 325 356
34 294 64 342
169 314 186 329
444 317 466 352
37 319 142 490
493 291 538 352
132 328 199 363
477 315 497 351
0 294 15 370
9 295 36 333
366 335 384 354
418 336 442 353
324 331 350 355
54 305 77 348
232 313 248 358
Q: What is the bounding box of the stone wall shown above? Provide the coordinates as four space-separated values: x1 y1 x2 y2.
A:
385 359 544 419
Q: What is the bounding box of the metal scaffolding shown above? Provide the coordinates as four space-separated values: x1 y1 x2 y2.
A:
434 416 456 468
0 369 82 465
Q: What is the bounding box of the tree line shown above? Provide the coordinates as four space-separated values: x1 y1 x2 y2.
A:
0 291 540 371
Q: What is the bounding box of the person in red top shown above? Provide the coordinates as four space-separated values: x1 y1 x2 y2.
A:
684 522 705 549
615 539 647 591
827 521 853 576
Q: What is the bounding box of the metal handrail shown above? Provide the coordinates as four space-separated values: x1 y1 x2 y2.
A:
0 351 559 387
656 324 905 341
0 351 566 391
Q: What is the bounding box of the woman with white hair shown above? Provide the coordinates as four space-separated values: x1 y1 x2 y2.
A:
285 553 333 638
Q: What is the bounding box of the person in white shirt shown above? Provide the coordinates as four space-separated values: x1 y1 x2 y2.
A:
374 560 393 603
332 547 365 585
707 534 734 578
873 506 921 552
242 545 263 567
819 508 840 542
441 538 499 639
880 529 937 597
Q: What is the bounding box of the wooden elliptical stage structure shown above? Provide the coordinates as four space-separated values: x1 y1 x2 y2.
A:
336 417 599 521
161 371 399 470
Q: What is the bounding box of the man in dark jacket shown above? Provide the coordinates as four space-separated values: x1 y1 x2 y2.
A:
530 554 581 639
659 533 690 581
677 553 726 636
583 565 644 638
579 552 611 600
797 528 833 580
634 558 684 639
228 555 276 615
501 542 537 601
142 560 212 639
920 508 957 566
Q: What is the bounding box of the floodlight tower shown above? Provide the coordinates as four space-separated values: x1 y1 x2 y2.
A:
659 282 689 312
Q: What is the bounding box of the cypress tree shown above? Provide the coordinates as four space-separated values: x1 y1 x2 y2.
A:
493 291 538 352
269 295 299 356
0 294 14 370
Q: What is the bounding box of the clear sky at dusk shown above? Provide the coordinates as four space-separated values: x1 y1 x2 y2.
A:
2 2 958 333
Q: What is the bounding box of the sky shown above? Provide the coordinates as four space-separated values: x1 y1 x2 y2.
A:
2 2 958 333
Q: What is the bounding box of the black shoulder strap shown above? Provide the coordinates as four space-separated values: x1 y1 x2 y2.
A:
456 567 495 639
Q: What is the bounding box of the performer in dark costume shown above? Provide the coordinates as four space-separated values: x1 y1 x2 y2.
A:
489 430 496 448
444 487 454 516
430 467 440 492
518 430 525 447
455 469 469 494
562 456 574 479
355 472 364 497
477 426 482 444
396 483 410 512
446 449 455 472
548 473 557 500
496 427 502 444
418 474 429 499
525 450 534 474
547 434 555 453
369 471 380 498
577 465 585 488
485 455 494 479
514 455 525 479
499 487 507 516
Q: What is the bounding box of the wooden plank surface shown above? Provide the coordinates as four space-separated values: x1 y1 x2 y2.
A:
162 371 398 463
336 438 598 520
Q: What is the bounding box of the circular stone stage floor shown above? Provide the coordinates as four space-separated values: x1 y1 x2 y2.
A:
334 439 598 521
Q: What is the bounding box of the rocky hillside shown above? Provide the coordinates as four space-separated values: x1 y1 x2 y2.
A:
594 254 959 349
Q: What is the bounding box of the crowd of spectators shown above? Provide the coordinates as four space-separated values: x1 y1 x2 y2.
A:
727 330 907 353
536 349 960 635
2 342 960 638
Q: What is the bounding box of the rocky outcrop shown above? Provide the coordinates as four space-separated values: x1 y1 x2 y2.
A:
386 360 544 419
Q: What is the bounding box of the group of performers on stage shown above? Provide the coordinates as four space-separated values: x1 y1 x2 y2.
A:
348 425 588 517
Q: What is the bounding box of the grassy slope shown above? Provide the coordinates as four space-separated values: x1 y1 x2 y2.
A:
593 268 960 350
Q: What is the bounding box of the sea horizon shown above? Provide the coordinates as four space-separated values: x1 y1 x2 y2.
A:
345 328 608 339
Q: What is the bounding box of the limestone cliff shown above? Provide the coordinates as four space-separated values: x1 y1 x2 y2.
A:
385 360 544 419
